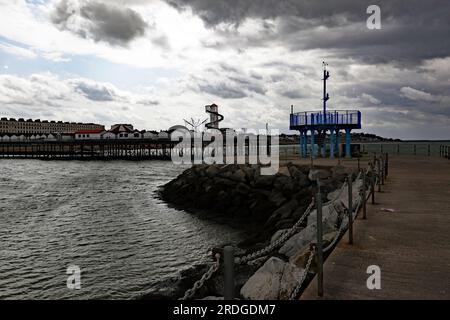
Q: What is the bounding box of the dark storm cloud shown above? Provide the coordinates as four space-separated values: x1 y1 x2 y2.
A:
198 82 247 99
189 69 267 99
51 0 148 46
166 0 450 64
70 79 116 101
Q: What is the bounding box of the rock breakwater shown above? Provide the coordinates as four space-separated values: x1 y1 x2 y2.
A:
151 163 365 300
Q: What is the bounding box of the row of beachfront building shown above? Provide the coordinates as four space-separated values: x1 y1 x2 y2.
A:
0 121 173 142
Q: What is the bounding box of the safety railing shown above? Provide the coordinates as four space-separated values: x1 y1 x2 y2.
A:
290 110 361 127
179 154 388 300
440 145 450 159
362 143 446 157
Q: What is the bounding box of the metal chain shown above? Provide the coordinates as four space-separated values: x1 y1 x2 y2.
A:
323 176 365 252
235 200 315 265
323 220 345 253
289 249 315 300
179 253 221 300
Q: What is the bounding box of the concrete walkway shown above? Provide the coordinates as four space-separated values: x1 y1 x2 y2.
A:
301 156 450 300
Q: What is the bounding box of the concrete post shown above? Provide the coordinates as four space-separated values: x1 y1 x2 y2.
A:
362 170 367 219
316 192 323 297
345 128 351 158
348 175 353 244
371 169 375 205
223 246 235 300
377 159 382 192
385 153 389 177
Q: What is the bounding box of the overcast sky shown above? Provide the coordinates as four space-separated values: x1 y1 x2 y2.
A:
0 0 449 139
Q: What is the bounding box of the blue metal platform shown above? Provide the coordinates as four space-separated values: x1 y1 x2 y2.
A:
289 63 362 159
290 110 361 130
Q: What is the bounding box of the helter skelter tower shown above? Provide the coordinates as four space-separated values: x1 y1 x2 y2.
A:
205 103 224 130
289 62 361 159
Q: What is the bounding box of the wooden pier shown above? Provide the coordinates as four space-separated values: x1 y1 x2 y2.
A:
0 139 177 160
0 138 271 160
301 155 450 299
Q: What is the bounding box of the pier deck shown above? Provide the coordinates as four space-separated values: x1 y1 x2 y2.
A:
301 155 450 299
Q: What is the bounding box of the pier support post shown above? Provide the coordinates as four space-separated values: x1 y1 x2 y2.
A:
377 159 382 192
335 130 340 158
316 192 323 297
371 168 375 204
362 170 367 219
223 246 235 300
345 128 351 158
310 129 315 160
321 130 326 158
303 131 307 158
348 175 353 244
298 131 303 158
329 129 334 159
385 153 389 177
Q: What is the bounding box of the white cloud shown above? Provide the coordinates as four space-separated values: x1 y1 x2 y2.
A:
361 93 381 105
0 42 37 59
400 87 436 102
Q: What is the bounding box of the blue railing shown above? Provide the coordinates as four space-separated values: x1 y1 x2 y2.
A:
290 110 361 127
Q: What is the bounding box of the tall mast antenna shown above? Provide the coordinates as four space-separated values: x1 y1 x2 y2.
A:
322 61 330 123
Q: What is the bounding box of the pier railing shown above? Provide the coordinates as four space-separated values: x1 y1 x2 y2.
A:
440 145 450 159
290 110 361 127
362 143 449 157
179 154 388 300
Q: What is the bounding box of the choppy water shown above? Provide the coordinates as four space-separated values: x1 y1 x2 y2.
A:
0 160 245 299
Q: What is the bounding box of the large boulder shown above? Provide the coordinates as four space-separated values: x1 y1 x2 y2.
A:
273 175 292 190
268 190 287 207
278 166 291 177
278 220 336 257
254 175 275 188
331 165 354 181
271 199 298 220
270 229 289 244
205 165 220 177
306 203 339 230
288 165 307 180
289 230 340 270
308 169 331 181
335 179 363 210
230 169 246 182
240 257 305 300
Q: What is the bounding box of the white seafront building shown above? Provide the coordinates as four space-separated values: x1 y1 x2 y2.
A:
0 119 174 141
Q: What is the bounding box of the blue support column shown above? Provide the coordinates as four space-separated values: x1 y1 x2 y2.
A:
321 130 326 158
330 129 334 159
335 130 340 157
298 131 303 157
310 129 315 160
345 128 351 158
303 131 307 158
